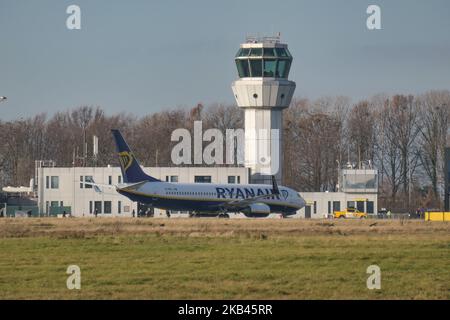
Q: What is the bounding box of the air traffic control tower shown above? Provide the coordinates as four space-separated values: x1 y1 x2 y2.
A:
232 36 296 184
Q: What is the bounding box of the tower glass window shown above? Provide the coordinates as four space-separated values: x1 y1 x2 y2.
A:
249 48 262 56
236 59 250 78
263 59 277 77
235 46 292 79
276 59 291 78
236 48 250 57
263 48 276 57
250 59 263 77
275 48 288 57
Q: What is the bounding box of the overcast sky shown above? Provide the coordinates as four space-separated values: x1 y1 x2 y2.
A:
1 0 449 120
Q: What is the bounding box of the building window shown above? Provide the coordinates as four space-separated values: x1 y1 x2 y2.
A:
333 201 340 212
94 201 102 214
104 201 112 214
50 176 59 189
60 201 64 207
347 201 355 209
165 176 169 182
328 201 331 214
89 201 93 214
80 176 84 189
228 176 236 184
313 201 317 214
46 201 49 213
85 176 93 189
305 205 311 219
118 175 122 184
194 176 211 183
46 176 49 189
108 176 112 185
237 176 241 184
170 176 178 183
367 201 374 214
50 201 59 207
357 201 365 213
118 201 122 214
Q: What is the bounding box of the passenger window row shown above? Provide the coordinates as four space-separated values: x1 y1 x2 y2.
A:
166 191 216 196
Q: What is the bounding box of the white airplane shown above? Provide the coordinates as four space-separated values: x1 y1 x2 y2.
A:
91 130 305 218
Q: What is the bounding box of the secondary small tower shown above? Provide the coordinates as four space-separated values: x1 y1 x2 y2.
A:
232 35 296 184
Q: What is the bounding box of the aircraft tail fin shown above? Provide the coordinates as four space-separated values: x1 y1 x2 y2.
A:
111 129 160 183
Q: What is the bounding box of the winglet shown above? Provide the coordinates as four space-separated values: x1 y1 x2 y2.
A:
272 176 280 195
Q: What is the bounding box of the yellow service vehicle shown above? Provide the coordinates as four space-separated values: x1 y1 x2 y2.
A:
333 208 367 219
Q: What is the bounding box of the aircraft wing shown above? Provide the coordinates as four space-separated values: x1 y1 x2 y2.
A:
117 181 148 191
222 176 280 210
82 180 148 193
81 180 109 193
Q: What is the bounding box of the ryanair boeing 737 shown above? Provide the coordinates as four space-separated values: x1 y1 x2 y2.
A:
92 130 305 218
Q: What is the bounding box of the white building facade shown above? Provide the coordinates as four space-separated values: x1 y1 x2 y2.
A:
296 169 379 219
37 165 377 219
37 166 249 217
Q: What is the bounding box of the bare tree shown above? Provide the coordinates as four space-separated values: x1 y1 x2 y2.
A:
417 91 450 200
347 101 375 167
375 95 420 209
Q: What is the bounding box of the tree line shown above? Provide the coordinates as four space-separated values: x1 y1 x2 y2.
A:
1 90 449 211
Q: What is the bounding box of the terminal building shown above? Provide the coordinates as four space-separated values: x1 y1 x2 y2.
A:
35 164 378 218
297 169 378 219
36 164 248 217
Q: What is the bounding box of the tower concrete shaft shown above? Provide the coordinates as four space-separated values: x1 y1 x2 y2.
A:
232 36 296 184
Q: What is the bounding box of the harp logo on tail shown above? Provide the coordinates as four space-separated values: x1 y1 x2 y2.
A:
119 151 133 171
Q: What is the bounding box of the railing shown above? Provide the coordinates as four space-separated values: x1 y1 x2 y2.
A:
246 35 281 44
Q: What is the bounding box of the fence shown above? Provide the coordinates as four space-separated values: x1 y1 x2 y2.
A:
0 204 71 217
424 212 450 222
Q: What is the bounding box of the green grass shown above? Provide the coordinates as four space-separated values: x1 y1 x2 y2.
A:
0 220 449 299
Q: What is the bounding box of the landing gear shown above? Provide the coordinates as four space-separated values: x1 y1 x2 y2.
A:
218 213 230 219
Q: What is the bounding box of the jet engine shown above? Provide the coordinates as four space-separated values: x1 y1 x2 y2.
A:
242 203 271 218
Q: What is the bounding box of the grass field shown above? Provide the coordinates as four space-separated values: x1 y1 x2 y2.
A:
0 218 448 299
